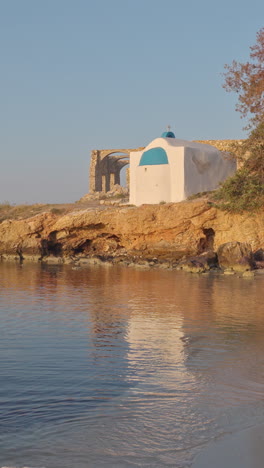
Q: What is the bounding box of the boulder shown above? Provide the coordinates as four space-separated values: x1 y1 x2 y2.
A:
179 259 207 274
178 250 218 273
255 260 264 269
242 270 255 278
217 242 253 272
196 250 218 269
108 184 129 196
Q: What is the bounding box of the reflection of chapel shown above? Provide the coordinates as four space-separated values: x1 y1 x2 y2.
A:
129 130 236 205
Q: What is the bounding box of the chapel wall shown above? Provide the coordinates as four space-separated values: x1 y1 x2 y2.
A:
135 165 171 205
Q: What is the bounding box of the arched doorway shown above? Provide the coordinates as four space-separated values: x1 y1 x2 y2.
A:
89 147 144 193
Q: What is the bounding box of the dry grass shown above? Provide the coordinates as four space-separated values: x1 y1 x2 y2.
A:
0 198 112 223
0 203 71 222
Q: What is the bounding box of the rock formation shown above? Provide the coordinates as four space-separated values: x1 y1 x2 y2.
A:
217 242 254 272
0 200 263 272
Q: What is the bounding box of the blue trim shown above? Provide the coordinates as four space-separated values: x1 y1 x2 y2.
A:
161 131 175 138
139 147 169 166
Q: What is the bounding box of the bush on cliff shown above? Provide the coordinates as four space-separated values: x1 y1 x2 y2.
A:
213 122 264 213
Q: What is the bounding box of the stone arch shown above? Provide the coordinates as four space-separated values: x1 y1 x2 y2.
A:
89 147 143 193
101 152 129 192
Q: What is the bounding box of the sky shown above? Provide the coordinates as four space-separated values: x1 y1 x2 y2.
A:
0 0 263 204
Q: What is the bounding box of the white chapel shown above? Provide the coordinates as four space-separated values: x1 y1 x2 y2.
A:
129 130 236 206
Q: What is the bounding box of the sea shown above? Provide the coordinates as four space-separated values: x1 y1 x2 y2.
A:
0 261 264 468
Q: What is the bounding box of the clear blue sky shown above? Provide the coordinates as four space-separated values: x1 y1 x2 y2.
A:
0 0 263 204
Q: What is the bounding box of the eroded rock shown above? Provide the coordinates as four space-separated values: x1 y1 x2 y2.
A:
0 201 263 268
217 242 254 272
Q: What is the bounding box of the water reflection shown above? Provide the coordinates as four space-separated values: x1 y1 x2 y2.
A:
0 262 264 467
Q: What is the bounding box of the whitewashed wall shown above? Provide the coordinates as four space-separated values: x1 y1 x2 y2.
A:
184 147 236 197
129 150 143 205
130 138 237 206
135 164 171 205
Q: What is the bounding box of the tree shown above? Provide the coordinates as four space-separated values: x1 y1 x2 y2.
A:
213 122 264 212
223 28 264 129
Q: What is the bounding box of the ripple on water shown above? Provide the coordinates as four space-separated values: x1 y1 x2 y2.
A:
0 263 264 467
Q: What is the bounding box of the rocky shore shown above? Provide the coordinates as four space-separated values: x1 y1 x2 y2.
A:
0 199 263 275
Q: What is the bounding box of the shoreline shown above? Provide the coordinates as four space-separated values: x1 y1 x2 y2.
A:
1 253 264 279
0 199 263 275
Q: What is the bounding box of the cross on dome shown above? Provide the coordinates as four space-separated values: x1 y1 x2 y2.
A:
161 127 176 139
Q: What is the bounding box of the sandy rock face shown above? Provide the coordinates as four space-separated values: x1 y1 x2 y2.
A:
0 201 263 263
0 212 56 260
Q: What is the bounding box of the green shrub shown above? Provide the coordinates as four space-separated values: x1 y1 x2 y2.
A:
213 122 264 213
187 191 212 200
213 168 264 213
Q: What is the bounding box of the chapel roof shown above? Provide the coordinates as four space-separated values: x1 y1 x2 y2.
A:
161 130 176 138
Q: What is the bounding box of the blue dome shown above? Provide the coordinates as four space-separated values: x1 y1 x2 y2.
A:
161 131 175 138
139 147 169 166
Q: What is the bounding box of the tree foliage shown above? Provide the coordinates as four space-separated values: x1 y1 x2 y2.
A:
223 28 264 128
213 122 264 213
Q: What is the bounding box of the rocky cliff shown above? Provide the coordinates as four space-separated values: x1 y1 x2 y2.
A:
0 200 263 266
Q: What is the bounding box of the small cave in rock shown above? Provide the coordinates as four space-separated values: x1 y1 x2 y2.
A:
107 234 121 242
105 234 124 249
96 233 122 244
90 234 124 255
73 239 92 255
40 231 62 257
87 223 105 230
198 228 215 253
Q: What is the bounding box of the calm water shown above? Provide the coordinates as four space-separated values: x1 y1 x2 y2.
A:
0 262 264 468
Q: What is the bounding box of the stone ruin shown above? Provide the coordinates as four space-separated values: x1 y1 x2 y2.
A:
89 148 144 194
